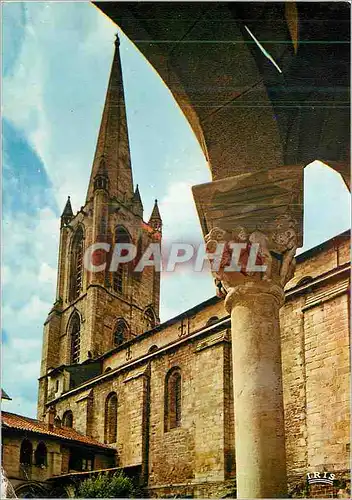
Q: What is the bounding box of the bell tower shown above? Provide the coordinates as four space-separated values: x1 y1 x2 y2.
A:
38 34 162 417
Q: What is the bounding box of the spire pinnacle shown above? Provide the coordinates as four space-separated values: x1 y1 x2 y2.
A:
61 196 73 227
132 184 143 218
86 35 133 203
149 199 162 232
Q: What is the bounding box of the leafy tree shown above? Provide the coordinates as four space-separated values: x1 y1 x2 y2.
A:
76 470 139 498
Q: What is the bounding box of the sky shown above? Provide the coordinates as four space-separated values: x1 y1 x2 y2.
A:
2 1 350 418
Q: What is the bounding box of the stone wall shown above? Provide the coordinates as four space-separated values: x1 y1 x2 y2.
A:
38 232 350 497
281 233 350 492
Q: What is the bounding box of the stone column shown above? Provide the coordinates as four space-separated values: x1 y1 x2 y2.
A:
225 280 287 498
192 166 303 498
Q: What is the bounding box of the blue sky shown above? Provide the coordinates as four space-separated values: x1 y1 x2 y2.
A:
2 2 350 418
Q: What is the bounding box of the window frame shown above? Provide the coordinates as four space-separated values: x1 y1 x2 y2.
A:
104 392 118 444
69 313 81 365
62 410 74 428
164 367 182 432
69 226 84 302
113 319 129 347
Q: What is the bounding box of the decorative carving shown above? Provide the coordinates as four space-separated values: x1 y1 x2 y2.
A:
205 214 298 296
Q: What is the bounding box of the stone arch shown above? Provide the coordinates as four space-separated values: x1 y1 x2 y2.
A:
62 410 73 428
20 439 33 465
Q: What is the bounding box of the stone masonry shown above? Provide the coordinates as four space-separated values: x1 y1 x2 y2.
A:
35 34 351 498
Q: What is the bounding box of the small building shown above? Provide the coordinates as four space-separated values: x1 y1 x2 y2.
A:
1 410 116 497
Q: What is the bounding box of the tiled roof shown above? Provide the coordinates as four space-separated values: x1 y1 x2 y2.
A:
1 411 114 451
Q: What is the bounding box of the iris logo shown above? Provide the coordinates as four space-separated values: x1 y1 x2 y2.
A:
307 472 335 486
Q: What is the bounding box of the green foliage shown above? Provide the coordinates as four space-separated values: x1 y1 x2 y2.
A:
76 470 139 498
288 482 309 498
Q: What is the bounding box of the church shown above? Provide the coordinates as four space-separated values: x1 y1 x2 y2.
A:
2 34 350 499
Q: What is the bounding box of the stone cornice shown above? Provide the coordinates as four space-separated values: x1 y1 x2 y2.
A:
45 318 230 406
284 263 350 301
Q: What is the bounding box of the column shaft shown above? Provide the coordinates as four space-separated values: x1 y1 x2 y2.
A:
227 283 287 498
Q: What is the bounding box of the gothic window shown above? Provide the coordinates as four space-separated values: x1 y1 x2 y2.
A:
34 442 47 467
20 439 33 465
69 313 81 364
70 227 84 301
144 306 157 330
113 319 129 347
62 410 73 428
104 392 118 444
164 368 182 432
113 226 131 294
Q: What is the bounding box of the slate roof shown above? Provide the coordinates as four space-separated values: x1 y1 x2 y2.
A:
2 411 114 451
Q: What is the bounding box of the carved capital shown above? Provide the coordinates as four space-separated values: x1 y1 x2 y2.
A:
204 214 297 300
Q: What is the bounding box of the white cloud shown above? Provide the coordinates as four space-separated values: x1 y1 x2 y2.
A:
2 205 58 416
38 262 57 285
158 175 215 321
2 2 116 212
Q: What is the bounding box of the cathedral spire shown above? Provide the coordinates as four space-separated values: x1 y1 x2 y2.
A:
148 199 162 232
86 33 133 203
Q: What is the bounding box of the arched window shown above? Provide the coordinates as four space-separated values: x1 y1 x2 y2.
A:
20 439 33 465
113 226 131 294
113 319 129 347
296 276 313 287
62 410 73 428
69 313 80 364
34 442 47 467
164 368 182 432
104 392 118 444
69 226 84 301
206 316 219 327
144 306 157 329
148 345 158 354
